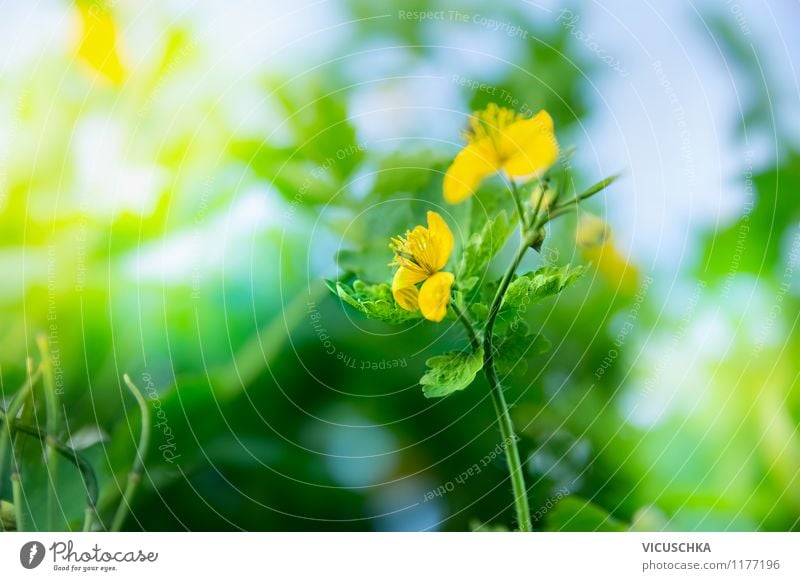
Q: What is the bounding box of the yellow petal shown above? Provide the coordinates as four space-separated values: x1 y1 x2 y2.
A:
393 284 420 312
425 211 454 271
500 110 559 178
75 4 126 85
392 267 426 311
443 141 499 203
418 271 454 322
583 241 639 295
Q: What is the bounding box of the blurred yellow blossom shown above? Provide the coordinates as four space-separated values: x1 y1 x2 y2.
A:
75 3 125 85
577 213 638 293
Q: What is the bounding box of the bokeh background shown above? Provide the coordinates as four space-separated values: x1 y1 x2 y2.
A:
1 0 799 531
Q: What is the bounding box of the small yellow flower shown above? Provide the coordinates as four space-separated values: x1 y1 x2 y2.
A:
577 213 639 293
76 4 126 85
444 104 559 204
390 211 455 322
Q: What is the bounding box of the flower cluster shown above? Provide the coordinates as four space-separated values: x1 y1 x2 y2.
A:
331 100 620 532
390 103 562 321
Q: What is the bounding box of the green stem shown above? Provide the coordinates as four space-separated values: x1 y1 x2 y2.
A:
0 410 98 531
551 173 621 215
543 204 576 223
0 367 41 499
36 335 59 531
10 472 24 531
482 227 540 532
450 302 480 353
508 178 528 228
111 374 151 532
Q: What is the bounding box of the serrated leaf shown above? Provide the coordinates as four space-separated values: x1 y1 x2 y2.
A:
500 264 584 320
493 321 551 377
457 210 513 285
420 348 484 398
329 280 421 325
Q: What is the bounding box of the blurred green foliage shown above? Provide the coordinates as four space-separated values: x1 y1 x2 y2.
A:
0 0 797 532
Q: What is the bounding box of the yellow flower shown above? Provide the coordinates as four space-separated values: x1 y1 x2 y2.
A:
444 104 559 204
577 213 639 293
390 211 455 322
75 4 126 85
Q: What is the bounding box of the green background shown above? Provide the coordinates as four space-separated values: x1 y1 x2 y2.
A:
0 0 798 531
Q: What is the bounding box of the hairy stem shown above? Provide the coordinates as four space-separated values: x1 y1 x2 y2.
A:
482 226 540 532
508 178 528 229
450 302 480 353
111 374 151 532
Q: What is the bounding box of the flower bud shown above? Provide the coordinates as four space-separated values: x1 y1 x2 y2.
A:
576 213 611 249
529 181 557 212
529 227 547 252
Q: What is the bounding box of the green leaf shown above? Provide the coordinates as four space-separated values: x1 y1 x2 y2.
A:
457 210 513 287
328 280 420 325
420 348 484 398
470 302 489 325
575 173 621 202
493 321 551 377
545 496 626 532
500 264 584 320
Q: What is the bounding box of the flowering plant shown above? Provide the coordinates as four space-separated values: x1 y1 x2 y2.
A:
328 103 618 531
